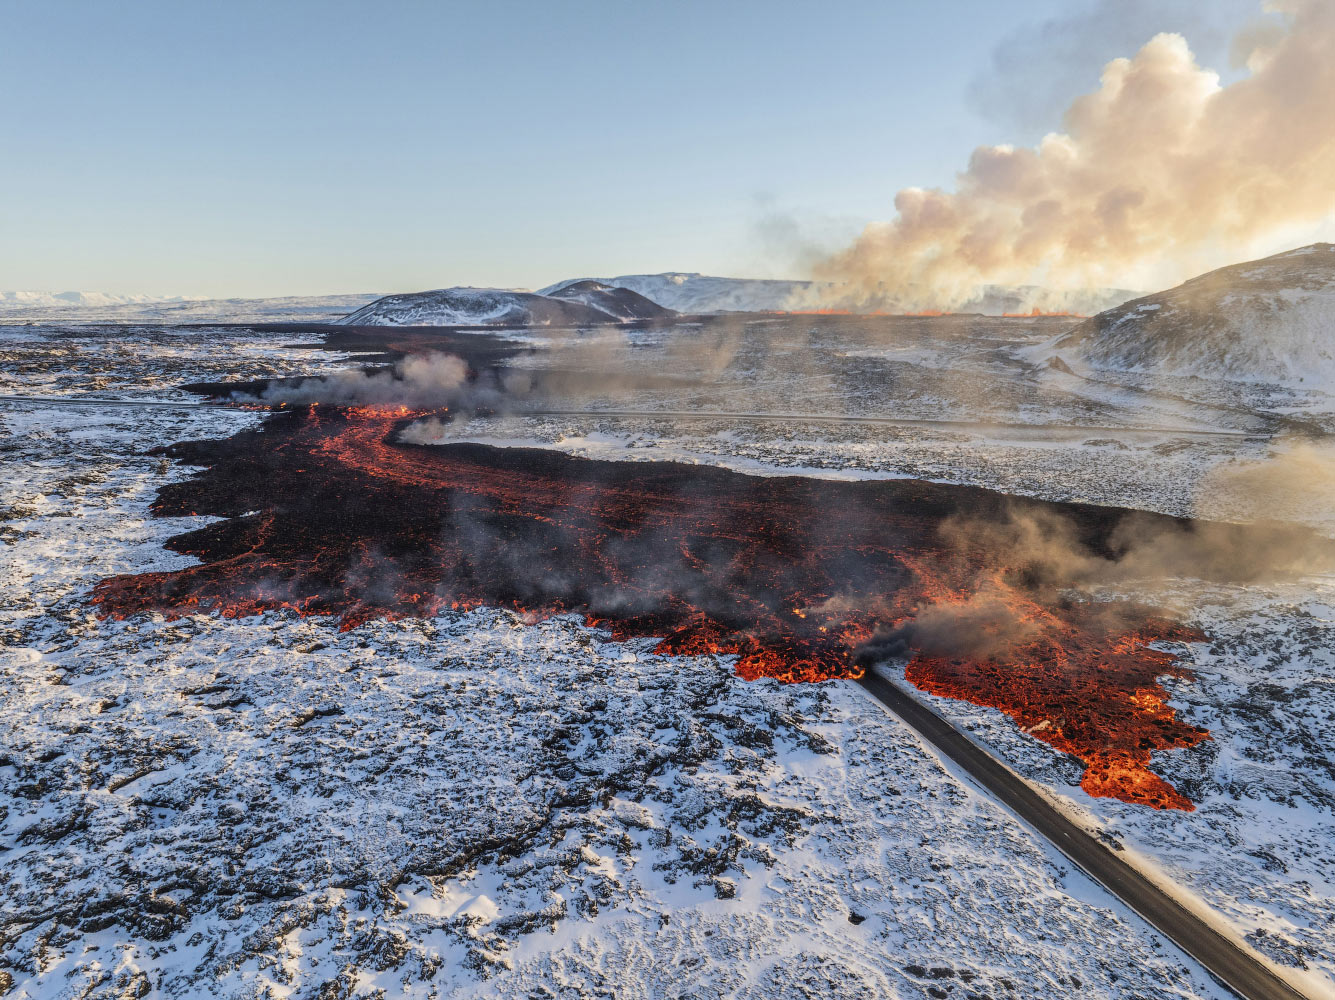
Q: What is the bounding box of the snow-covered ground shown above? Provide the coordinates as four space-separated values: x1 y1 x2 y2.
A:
1 322 1332 998
0 293 380 325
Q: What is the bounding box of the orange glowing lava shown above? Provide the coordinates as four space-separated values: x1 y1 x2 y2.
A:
92 405 1211 809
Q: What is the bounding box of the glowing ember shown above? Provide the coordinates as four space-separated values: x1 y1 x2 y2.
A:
93 405 1210 809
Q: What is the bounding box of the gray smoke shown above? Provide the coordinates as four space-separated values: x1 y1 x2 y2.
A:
238 352 528 413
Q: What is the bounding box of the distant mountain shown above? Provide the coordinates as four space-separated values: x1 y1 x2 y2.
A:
540 273 821 314
0 291 381 324
338 285 674 327
540 272 1137 316
543 280 676 321
1 290 177 309
1046 244 1335 383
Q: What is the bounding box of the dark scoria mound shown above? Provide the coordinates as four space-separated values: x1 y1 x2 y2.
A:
542 280 678 321
338 284 674 327
85 404 1323 809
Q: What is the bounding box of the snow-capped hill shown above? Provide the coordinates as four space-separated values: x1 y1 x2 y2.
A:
1048 244 1335 383
338 287 625 327
540 273 824 313
544 280 676 321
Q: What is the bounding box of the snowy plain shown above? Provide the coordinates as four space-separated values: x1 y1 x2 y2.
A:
1 319 1332 999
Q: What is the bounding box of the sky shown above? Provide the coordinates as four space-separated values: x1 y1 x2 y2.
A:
0 0 1266 297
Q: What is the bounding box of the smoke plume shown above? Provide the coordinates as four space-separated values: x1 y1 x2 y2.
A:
821 0 1335 309
240 352 528 412
1197 438 1335 528
855 501 1335 667
854 588 1044 664
940 503 1334 590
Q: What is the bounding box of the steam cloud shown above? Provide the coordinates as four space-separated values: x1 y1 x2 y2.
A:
855 501 1335 666
1198 438 1335 527
820 0 1335 309
241 352 532 413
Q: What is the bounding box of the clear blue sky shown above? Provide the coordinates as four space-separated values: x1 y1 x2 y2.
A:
0 0 1256 296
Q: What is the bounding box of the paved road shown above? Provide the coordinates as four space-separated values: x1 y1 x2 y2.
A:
857 670 1312 1000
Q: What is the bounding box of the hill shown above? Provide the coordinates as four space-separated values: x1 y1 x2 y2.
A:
1049 245 1335 383
337 285 672 327
539 273 819 313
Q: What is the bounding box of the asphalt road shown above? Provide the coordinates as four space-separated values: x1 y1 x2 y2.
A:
857 670 1312 1000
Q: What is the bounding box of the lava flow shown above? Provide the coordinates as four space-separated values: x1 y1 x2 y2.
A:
94 404 1214 809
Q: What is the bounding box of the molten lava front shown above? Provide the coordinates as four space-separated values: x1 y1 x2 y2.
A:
93 405 1210 810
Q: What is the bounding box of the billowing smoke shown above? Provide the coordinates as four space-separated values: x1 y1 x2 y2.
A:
854 589 1043 665
820 0 1335 310
238 352 530 412
1198 438 1335 529
855 501 1335 666
938 503 1335 589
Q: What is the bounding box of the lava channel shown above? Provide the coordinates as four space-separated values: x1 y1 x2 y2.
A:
94 404 1211 810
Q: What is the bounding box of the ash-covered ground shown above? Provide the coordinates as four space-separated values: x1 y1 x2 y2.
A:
2 319 1332 999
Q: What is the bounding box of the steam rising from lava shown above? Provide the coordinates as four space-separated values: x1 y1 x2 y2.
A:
243 352 523 412
1199 438 1335 529
820 0 1335 309
936 503 1334 590
91 404 1335 811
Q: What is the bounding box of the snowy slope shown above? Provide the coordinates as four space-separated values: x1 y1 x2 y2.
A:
338 286 663 327
1048 244 1335 384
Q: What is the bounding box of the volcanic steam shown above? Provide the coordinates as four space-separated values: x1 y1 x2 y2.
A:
820 0 1335 310
86 402 1330 811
